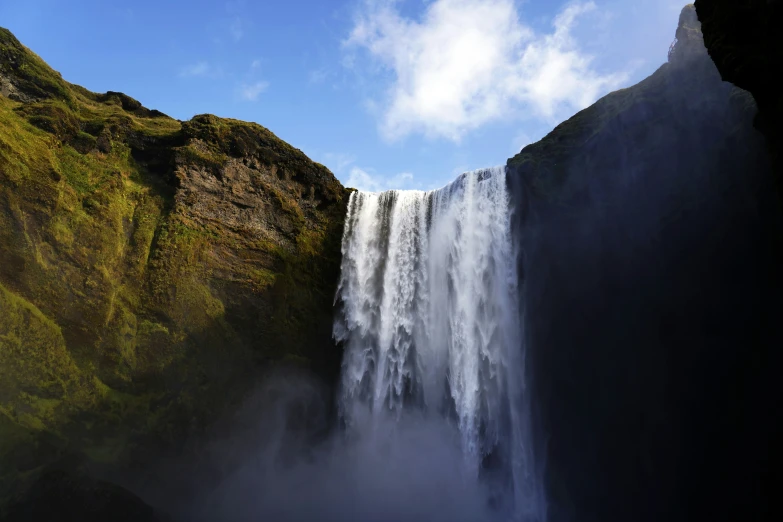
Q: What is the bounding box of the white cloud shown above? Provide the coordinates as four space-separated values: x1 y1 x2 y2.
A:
230 17 244 41
251 59 262 70
323 152 356 173
179 61 212 77
345 0 629 142
309 68 329 84
346 167 417 192
239 81 270 101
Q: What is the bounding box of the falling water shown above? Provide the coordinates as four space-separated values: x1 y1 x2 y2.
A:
334 167 545 521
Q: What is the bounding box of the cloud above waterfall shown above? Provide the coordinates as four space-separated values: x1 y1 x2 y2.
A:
344 0 629 142
346 166 419 192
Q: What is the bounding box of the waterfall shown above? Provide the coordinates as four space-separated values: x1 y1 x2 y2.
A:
334 167 545 521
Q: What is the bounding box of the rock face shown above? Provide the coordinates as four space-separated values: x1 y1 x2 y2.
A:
695 0 783 198
508 5 782 522
4 467 164 522
0 26 347 511
693 0 783 119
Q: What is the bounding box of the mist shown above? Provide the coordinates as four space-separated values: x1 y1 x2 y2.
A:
154 368 501 522
142 169 539 522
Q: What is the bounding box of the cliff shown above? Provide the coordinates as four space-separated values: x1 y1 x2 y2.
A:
694 0 783 200
0 26 347 510
508 5 782 522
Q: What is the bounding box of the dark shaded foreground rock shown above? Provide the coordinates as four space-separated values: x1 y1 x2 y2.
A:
4 468 165 522
695 0 783 200
508 5 782 522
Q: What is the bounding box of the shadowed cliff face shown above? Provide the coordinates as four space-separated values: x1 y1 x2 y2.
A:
508 6 782 522
693 0 783 121
0 26 347 511
695 0 783 199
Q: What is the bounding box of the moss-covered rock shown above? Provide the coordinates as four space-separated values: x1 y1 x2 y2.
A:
0 28 71 103
0 25 347 505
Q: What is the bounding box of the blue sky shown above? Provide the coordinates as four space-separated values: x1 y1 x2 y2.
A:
1 0 684 191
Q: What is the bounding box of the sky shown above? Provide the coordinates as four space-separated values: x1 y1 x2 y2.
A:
0 0 684 191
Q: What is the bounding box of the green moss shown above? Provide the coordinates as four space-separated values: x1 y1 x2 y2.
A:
177 143 228 171
0 27 72 102
126 194 164 279
16 100 80 138
134 321 177 374
248 268 278 291
0 281 104 490
0 283 90 414
0 97 58 183
146 219 226 332
70 131 97 153
270 183 306 229
0 84 178 392
0 25 348 493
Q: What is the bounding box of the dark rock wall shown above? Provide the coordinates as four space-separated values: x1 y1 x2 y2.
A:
695 0 783 199
509 6 782 522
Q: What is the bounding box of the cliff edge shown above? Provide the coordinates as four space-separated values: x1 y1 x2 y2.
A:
506 6 781 522
0 26 347 510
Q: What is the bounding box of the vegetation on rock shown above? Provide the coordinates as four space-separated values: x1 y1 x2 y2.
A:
0 25 347 510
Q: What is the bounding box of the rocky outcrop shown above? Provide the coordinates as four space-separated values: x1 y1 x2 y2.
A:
0 28 70 103
669 4 709 65
695 0 783 198
0 26 347 512
508 6 781 522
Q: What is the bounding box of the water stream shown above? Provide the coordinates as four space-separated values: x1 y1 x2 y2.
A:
334 167 545 521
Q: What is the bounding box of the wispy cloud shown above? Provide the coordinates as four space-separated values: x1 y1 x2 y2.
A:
251 59 262 70
230 17 244 41
179 61 222 78
309 68 329 84
239 81 270 101
224 0 250 42
346 167 418 192
323 152 356 173
345 0 629 142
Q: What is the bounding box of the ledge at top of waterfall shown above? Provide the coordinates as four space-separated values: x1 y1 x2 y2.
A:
333 166 546 521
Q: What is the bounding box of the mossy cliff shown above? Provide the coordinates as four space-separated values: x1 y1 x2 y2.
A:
0 26 347 508
507 6 781 522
